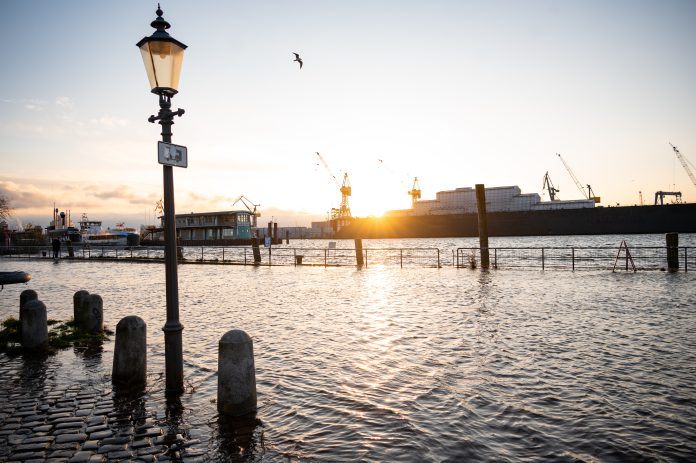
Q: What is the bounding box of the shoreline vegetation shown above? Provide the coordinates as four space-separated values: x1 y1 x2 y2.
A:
0 317 112 355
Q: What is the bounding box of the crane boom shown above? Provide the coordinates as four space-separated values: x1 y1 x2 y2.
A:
669 143 696 189
556 153 586 199
316 152 340 187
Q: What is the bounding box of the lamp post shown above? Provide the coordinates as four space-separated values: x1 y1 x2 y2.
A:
137 4 187 395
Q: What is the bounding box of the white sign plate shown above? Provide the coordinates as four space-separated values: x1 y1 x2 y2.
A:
158 141 188 168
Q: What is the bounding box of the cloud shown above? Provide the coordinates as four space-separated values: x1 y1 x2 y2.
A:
90 115 129 128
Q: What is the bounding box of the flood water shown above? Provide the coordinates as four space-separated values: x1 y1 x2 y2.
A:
2 235 696 461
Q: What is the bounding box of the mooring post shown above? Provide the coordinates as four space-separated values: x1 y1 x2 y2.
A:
19 289 38 323
666 232 679 272
251 238 261 265
475 184 490 269
21 299 48 350
112 316 147 389
218 329 257 416
355 239 364 267
73 291 104 334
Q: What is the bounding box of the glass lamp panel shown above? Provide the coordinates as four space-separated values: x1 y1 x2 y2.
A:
139 41 185 91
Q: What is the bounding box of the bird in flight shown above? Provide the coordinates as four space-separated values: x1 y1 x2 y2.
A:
293 52 303 69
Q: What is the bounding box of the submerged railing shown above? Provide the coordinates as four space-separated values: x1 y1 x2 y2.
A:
0 245 442 268
1 244 693 271
455 246 692 271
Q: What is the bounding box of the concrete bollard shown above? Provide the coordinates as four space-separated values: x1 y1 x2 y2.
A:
21 299 48 350
112 316 147 389
475 184 490 269
74 292 104 334
19 289 38 323
218 330 257 416
355 239 364 267
666 232 679 272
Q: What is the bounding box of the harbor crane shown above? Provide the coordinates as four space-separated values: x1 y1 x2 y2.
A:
654 191 682 205
542 172 560 201
669 142 696 189
316 152 352 219
232 195 261 227
556 153 600 203
408 177 421 208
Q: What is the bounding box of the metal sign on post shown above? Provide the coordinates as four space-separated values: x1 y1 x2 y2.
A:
158 141 188 168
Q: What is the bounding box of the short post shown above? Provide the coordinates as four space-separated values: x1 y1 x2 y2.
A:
218 329 257 416
19 289 38 323
666 232 679 272
21 299 48 350
475 184 490 269
112 316 147 389
251 238 261 265
355 239 364 267
74 291 104 334
285 230 289 244
67 240 74 258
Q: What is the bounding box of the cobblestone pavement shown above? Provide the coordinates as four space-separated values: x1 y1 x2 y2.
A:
0 354 209 462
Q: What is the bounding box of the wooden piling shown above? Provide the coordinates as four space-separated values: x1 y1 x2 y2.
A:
475 184 490 269
355 239 364 267
251 238 261 265
218 329 257 416
666 232 679 272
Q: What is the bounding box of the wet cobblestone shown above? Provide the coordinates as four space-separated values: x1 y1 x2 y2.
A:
0 355 210 462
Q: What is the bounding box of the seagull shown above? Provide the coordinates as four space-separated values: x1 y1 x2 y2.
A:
293 52 303 69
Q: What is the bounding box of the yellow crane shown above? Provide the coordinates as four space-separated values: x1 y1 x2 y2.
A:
316 152 352 219
556 153 600 203
408 177 421 208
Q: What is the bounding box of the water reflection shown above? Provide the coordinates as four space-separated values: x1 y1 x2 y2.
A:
213 413 264 462
18 351 50 394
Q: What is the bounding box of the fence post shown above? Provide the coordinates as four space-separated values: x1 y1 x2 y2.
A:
324 249 327 267
494 248 497 269
685 247 688 272
572 247 575 271
437 249 440 268
542 248 545 270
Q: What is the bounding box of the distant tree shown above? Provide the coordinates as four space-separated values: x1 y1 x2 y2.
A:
0 195 10 220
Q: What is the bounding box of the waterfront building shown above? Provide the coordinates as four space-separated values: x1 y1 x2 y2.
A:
171 210 255 241
386 185 596 216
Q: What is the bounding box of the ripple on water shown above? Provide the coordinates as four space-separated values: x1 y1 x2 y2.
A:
1 257 695 461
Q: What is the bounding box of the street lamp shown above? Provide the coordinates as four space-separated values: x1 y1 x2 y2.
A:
137 4 187 395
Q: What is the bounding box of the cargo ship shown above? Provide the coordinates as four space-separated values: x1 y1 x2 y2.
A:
332 185 696 238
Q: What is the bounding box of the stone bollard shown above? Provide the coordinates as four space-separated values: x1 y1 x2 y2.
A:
74 291 104 334
218 330 257 416
21 299 48 350
112 316 147 389
666 232 679 272
355 239 364 267
19 289 38 323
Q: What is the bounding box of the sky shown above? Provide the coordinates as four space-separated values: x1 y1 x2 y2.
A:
1 0 695 230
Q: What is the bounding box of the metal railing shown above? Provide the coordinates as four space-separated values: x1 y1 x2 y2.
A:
3 244 692 271
0 245 441 268
456 246 692 271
